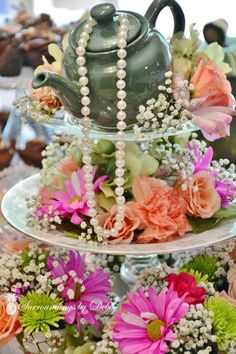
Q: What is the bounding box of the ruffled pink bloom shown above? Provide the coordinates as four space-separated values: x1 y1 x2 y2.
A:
112 285 189 354
48 251 111 331
57 156 79 176
50 167 107 225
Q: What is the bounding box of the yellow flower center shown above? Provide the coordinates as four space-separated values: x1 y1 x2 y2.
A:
147 319 165 341
75 283 82 300
69 196 82 204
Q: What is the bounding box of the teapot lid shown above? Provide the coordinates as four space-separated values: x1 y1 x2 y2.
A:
74 3 142 53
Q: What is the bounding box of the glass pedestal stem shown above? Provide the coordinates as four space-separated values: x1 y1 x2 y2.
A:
120 254 161 288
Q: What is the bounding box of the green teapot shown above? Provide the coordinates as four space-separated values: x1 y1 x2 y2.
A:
32 0 185 130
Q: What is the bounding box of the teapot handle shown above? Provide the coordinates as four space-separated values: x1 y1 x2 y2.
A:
145 0 185 34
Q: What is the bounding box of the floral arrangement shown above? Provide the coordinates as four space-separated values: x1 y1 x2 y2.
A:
26 133 236 244
1 239 236 353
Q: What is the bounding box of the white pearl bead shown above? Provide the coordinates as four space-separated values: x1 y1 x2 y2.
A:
116 212 125 221
80 87 90 95
78 38 87 47
114 221 123 230
84 23 93 33
85 175 93 183
81 106 90 116
88 208 97 217
117 121 126 130
90 217 98 226
120 24 128 32
78 66 88 76
117 111 126 120
118 31 128 40
81 96 90 106
117 70 126 79
116 80 126 90
110 228 117 236
116 159 125 168
116 131 124 139
87 200 96 207
116 141 125 149
117 90 126 100
117 100 126 110
94 225 103 234
116 150 125 158
76 56 86 66
103 229 111 238
76 46 86 56
117 59 126 69
84 165 93 173
85 183 93 191
117 39 127 49
116 196 126 205
115 187 124 195
117 49 127 59
82 127 90 135
79 76 89 86
81 32 89 40
116 168 125 177
115 177 125 186
117 204 126 213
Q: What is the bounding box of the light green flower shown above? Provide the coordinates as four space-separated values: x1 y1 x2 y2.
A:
182 254 217 282
19 292 64 334
97 141 159 211
205 296 236 349
181 268 208 284
200 42 232 75
65 342 96 354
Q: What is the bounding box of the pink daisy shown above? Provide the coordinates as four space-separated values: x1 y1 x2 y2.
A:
112 286 189 354
48 251 111 331
51 166 107 225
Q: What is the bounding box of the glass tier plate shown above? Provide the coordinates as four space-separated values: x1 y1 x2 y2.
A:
37 111 198 142
2 174 236 255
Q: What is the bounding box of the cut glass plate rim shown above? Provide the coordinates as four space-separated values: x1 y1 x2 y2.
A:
1 173 236 255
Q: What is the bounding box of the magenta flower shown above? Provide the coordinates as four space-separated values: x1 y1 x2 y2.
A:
215 180 236 207
51 167 106 225
189 142 213 173
112 286 189 354
48 251 111 331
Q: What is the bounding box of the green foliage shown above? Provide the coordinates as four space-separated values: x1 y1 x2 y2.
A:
205 296 236 349
182 254 217 282
19 292 64 334
187 216 223 234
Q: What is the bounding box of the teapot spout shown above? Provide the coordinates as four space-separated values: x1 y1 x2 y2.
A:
32 72 82 117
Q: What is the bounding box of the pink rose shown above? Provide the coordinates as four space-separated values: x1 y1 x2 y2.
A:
31 86 62 111
178 171 221 218
191 58 233 107
128 176 191 243
227 265 236 300
98 204 141 244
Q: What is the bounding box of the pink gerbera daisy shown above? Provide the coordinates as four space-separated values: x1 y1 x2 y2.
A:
48 251 111 331
51 166 107 225
112 286 189 354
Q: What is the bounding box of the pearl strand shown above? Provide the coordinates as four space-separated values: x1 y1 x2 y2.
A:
77 15 129 241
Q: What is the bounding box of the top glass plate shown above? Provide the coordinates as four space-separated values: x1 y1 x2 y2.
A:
1 174 236 255
34 111 198 142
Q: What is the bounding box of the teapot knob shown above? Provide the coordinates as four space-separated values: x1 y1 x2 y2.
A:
90 3 116 24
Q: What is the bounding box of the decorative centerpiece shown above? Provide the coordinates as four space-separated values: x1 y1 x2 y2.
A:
1 239 236 353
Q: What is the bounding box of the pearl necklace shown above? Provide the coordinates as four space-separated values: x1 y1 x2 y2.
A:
76 14 129 242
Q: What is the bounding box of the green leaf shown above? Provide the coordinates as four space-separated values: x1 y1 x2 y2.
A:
188 216 223 234
213 206 236 218
140 154 159 175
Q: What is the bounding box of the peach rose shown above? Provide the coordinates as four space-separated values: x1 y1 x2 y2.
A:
4 239 32 254
178 171 221 218
227 265 236 300
57 156 79 176
0 295 22 346
31 86 62 111
128 176 191 243
230 246 236 262
191 58 233 107
98 204 141 244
